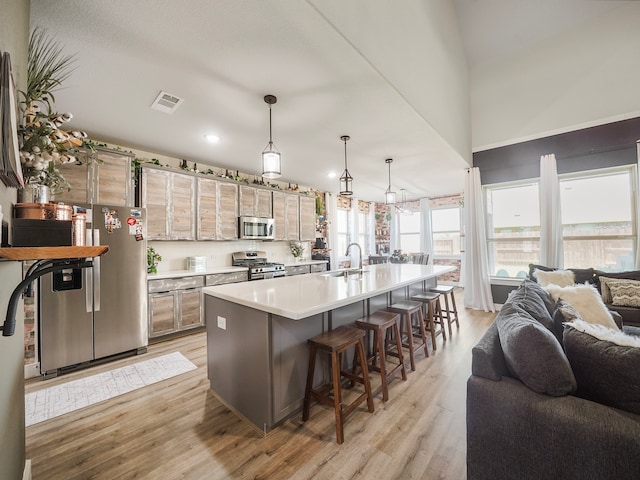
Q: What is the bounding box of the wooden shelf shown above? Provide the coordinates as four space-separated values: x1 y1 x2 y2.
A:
0 246 109 261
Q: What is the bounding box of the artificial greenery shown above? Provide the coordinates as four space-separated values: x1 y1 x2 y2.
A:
288 241 304 258
18 27 87 194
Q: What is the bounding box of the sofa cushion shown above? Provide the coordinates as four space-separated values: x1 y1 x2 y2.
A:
471 322 508 381
496 303 576 396
544 283 618 330
552 299 581 341
564 319 640 415
534 269 575 287
595 269 640 294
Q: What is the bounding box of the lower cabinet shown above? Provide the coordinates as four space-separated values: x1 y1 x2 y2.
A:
310 263 327 273
148 276 204 338
285 265 310 276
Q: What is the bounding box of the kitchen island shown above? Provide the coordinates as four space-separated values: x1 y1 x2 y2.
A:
203 263 455 435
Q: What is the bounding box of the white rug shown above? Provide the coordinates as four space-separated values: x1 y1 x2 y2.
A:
25 352 197 427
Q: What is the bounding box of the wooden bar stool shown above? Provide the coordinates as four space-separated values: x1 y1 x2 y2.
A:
410 291 446 351
355 311 407 401
430 285 459 337
386 300 429 371
302 326 374 444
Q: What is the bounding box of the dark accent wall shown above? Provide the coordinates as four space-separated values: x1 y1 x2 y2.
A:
474 117 640 184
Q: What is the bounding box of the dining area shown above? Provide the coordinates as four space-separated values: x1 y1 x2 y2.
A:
368 251 429 265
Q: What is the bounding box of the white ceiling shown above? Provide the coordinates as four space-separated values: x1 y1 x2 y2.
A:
28 0 624 202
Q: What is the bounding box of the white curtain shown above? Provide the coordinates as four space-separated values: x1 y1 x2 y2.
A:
539 153 563 268
419 197 433 264
350 197 360 268
463 168 495 312
390 208 399 252
326 193 339 271
636 141 640 269
367 202 376 259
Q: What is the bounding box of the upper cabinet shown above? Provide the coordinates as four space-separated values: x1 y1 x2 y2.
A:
55 147 134 206
239 185 272 218
299 195 316 241
272 191 300 241
197 177 238 240
141 166 196 240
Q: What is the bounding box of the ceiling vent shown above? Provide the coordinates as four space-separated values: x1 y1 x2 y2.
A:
150 90 184 114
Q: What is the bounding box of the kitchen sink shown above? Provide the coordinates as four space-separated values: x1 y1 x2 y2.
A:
321 269 369 278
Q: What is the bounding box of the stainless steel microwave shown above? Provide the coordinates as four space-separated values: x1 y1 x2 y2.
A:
238 216 275 240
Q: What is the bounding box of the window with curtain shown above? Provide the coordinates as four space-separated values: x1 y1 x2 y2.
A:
336 207 351 258
485 181 541 277
560 167 635 271
398 213 420 252
432 207 461 256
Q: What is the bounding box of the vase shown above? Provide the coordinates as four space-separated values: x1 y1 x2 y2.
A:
19 184 50 203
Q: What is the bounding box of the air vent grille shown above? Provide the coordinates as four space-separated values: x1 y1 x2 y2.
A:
150 90 184 114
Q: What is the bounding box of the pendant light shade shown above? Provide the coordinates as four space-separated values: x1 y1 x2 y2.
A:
384 158 396 204
339 135 353 196
262 94 281 179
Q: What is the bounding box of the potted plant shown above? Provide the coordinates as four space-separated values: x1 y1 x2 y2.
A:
147 247 162 274
18 28 88 201
289 241 304 261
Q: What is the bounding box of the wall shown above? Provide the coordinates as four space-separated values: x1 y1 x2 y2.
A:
471 3 640 151
0 2 30 478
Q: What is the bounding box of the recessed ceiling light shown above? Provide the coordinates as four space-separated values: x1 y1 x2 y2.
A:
205 134 220 143
328 171 337 178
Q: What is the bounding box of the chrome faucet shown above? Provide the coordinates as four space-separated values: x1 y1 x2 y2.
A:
345 242 363 272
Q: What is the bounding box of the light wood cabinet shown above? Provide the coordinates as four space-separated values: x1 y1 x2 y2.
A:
272 192 299 241
205 271 248 286
55 147 134 206
285 265 310 276
148 276 204 338
239 185 272 218
299 195 316 241
141 166 196 240
197 178 238 240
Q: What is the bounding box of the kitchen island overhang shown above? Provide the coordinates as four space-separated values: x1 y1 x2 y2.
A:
203 263 455 435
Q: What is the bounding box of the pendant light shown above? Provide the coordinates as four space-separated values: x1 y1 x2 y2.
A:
384 158 396 204
262 94 281 179
339 135 353 196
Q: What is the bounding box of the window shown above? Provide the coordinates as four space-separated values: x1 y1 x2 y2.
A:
432 207 461 256
336 208 351 257
560 168 635 271
358 211 371 256
485 182 540 277
399 213 420 253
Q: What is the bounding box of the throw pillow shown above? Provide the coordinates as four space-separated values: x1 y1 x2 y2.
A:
496 303 576 396
607 278 640 308
598 276 617 303
563 320 640 415
552 299 582 342
544 283 618 330
507 280 556 333
534 269 575 287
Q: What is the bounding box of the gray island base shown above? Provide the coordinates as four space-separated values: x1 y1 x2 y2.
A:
203 263 455 435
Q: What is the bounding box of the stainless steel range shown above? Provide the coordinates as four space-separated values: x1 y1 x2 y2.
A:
232 251 285 281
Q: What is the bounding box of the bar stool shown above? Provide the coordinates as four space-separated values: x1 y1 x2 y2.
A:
411 291 446 351
430 285 459 337
355 311 407 401
386 300 429 371
302 326 374 444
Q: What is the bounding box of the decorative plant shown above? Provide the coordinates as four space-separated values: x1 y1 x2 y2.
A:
18 27 88 194
289 241 304 258
147 246 162 274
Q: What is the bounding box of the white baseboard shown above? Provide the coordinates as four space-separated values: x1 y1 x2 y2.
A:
24 362 40 380
23 459 31 480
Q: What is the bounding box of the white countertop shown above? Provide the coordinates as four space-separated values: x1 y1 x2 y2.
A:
203 263 455 320
148 266 248 280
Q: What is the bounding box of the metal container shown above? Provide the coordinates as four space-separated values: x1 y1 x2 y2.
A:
72 213 86 246
14 202 73 220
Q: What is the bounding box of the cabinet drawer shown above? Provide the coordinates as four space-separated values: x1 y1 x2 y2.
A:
148 276 204 293
285 265 310 276
310 263 327 273
206 271 248 286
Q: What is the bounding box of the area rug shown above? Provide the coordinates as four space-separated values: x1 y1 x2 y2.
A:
25 352 197 426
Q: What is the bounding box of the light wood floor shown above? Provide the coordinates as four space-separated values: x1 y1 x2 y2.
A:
26 291 495 480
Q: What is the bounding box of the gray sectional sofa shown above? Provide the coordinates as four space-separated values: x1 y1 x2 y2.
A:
467 279 640 479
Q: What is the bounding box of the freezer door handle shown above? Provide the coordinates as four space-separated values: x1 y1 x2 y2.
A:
94 229 101 312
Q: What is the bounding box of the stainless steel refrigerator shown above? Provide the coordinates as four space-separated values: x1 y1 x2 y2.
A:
39 204 148 376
